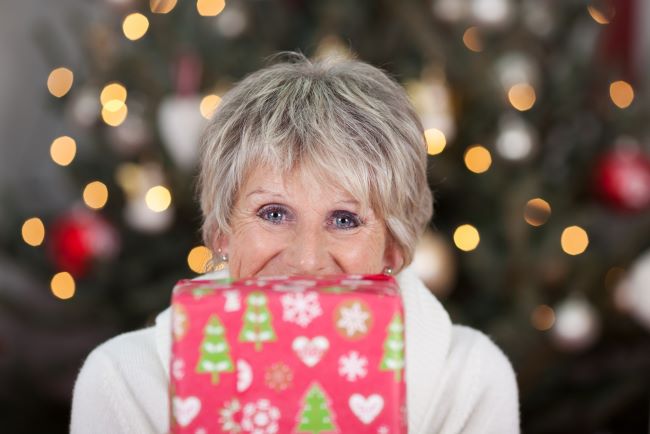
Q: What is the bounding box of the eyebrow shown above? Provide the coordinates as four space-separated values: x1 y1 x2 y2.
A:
245 188 360 205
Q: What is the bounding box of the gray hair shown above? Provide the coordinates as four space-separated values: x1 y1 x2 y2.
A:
198 53 433 267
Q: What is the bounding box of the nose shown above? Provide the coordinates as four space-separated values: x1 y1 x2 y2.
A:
286 224 331 275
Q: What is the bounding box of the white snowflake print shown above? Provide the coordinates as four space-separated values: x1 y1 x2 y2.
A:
337 301 370 337
241 399 280 434
219 399 242 433
194 428 207 434
338 351 368 381
281 292 323 327
377 425 390 434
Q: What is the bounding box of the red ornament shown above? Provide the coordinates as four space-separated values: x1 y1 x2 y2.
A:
594 148 650 212
48 209 120 277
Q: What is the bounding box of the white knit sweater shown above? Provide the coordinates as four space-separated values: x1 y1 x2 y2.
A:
70 266 520 433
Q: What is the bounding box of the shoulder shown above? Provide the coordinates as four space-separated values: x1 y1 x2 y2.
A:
443 324 521 433
70 325 169 434
83 325 161 374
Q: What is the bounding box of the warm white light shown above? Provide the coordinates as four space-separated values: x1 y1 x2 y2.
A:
22 217 45 247
561 226 589 255
464 145 492 173
47 67 74 97
51 272 76 300
425 128 447 155
188 246 213 273
145 185 172 212
83 181 109 209
50 136 77 166
453 224 480 251
122 13 150 41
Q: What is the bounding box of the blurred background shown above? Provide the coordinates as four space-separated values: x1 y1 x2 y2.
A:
1 0 649 432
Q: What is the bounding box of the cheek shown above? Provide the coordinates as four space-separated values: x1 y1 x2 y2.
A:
333 231 386 273
228 221 285 278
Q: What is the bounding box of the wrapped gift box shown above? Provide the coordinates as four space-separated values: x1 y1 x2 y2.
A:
170 274 407 434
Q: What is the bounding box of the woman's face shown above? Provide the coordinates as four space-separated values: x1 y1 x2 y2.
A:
218 164 403 280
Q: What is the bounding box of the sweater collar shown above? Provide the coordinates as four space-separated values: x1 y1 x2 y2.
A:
154 266 451 433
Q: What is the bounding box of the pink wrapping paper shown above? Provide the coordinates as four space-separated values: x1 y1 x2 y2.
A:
170 274 407 434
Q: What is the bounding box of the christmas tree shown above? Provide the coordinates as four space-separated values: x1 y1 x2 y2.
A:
295 383 337 434
2 0 650 432
239 291 276 351
379 312 405 382
196 314 234 385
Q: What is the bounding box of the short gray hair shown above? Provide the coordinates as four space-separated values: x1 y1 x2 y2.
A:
198 53 432 267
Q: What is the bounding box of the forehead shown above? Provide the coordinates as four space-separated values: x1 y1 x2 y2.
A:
240 164 364 206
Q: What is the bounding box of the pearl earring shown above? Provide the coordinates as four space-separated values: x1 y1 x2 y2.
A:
383 267 393 276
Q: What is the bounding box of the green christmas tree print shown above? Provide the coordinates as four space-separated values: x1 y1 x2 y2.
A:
379 312 405 382
295 383 337 434
238 291 276 351
196 314 234 384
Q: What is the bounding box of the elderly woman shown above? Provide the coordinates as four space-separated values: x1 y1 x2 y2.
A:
71 54 520 433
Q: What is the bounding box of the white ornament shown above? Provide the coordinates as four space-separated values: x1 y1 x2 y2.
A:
292 336 329 367
470 0 512 26
338 351 368 382
617 250 650 330
281 292 323 327
237 359 253 393
349 394 384 425
157 95 206 171
551 295 600 351
432 0 468 22
495 113 536 161
173 396 201 427
215 6 247 38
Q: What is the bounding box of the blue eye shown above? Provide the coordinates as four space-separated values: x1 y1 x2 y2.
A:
331 211 361 230
257 205 288 224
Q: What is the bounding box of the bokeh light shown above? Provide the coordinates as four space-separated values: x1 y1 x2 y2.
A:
150 0 178 14
47 67 74 98
101 104 128 127
122 13 150 41
561 225 589 255
524 198 551 226
83 181 109 209
453 224 480 251
531 304 555 331
188 246 213 273
464 145 492 173
508 83 536 111
50 136 77 166
200 94 222 119
587 1 615 24
609 80 634 109
100 82 127 111
145 185 172 212
462 27 483 52
197 0 226 16
22 217 45 247
51 272 76 300
424 128 447 155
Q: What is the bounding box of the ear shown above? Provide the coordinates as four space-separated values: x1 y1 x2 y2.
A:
211 231 230 255
383 238 405 274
